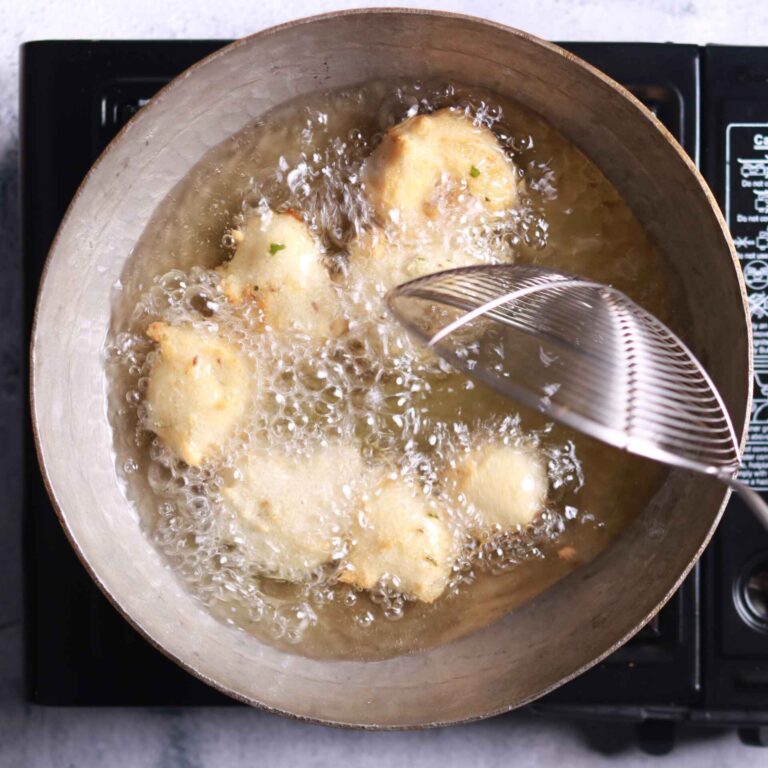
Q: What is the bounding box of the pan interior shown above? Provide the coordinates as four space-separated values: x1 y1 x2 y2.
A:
106 77 688 662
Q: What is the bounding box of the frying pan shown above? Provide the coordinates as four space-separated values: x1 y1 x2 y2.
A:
30 9 751 726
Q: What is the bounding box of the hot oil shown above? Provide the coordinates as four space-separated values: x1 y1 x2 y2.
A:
106 81 684 660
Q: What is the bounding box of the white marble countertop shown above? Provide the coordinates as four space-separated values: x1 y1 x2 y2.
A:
4 1 768 766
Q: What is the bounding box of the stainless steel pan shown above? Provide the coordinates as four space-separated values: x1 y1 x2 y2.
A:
30 9 752 727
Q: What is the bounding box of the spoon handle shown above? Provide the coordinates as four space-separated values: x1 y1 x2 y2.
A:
726 476 768 530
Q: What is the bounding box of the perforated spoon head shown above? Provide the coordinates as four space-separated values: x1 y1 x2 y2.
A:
387 263 741 479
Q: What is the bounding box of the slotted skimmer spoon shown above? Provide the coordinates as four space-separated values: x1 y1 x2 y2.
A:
386 263 768 527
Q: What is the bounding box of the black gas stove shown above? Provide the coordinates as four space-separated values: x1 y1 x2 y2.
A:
18 40 768 753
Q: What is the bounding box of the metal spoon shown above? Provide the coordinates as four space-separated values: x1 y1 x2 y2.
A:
387 263 768 527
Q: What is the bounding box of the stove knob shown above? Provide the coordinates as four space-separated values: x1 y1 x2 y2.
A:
735 555 768 632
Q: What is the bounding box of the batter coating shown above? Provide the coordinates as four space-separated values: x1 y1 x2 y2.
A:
364 108 519 226
340 477 454 603
218 210 341 339
145 322 250 466
455 444 548 531
223 443 365 581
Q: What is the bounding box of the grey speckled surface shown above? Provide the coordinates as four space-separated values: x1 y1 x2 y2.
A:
5 1 768 766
